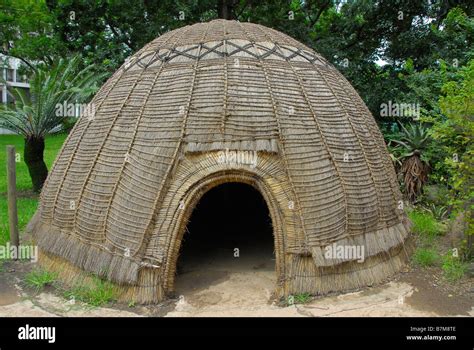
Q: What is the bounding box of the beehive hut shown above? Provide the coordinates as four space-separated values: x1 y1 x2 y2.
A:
27 19 411 303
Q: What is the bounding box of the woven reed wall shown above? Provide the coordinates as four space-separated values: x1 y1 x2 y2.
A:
28 19 410 303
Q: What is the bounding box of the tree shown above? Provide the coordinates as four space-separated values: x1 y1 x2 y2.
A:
435 60 474 258
0 0 64 68
3 1 472 117
0 56 103 191
1 0 473 197
45 0 221 75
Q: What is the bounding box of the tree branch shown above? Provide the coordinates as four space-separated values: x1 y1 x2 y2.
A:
0 48 35 70
307 0 331 29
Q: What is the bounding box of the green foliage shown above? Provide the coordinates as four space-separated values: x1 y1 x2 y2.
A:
388 123 432 202
26 265 116 306
432 60 474 258
46 0 224 74
290 293 312 305
421 203 448 221
436 60 474 200
388 123 432 161
420 184 451 207
2 1 473 119
62 277 117 307
0 56 103 138
408 210 443 237
25 268 57 292
0 56 103 191
0 134 66 192
0 134 66 246
441 254 467 282
412 247 440 267
0 0 63 67
0 197 38 246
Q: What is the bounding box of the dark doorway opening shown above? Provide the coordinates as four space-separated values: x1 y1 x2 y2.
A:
175 182 275 293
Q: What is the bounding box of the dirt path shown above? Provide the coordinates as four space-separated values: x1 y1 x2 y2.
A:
167 274 439 317
0 255 472 317
162 254 473 317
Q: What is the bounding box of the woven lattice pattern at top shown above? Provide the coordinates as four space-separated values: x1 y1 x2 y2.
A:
124 40 332 72
28 19 410 300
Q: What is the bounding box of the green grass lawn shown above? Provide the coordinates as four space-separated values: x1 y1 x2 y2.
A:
0 133 67 246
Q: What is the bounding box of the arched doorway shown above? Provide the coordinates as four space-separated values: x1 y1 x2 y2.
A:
171 181 278 298
161 167 289 299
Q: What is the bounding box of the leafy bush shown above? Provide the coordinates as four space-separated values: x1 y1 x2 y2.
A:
409 210 443 237
412 248 440 267
419 184 451 208
431 60 474 259
441 254 467 282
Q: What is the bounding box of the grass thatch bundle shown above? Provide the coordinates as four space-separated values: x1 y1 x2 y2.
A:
27 19 411 304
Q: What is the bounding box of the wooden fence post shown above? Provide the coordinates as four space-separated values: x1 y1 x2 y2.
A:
7 145 19 253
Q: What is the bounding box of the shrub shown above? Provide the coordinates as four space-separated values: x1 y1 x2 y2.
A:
409 210 443 237
441 254 467 282
412 248 440 267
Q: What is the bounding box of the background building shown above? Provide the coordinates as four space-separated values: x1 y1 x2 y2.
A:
0 55 30 134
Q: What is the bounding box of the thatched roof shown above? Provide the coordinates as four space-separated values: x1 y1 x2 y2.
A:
28 19 410 303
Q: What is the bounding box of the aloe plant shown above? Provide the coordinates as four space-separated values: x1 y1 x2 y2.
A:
389 123 432 202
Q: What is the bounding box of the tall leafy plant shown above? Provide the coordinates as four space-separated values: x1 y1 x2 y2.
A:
434 60 474 259
389 123 432 202
0 56 103 192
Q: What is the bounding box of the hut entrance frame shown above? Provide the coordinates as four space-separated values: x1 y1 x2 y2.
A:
160 153 292 297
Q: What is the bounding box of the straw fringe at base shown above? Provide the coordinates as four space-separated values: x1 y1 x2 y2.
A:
38 240 411 304
29 213 143 285
310 220 410 267
38 250 164 304
285 239 413 296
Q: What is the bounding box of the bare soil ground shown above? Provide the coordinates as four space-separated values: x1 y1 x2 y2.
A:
0 245 472 317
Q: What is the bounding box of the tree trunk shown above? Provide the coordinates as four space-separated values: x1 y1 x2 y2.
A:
218 0 234 20
24 136 48 193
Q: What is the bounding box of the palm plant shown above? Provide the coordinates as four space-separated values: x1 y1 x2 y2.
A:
0 56 103 192
388 123 432 203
